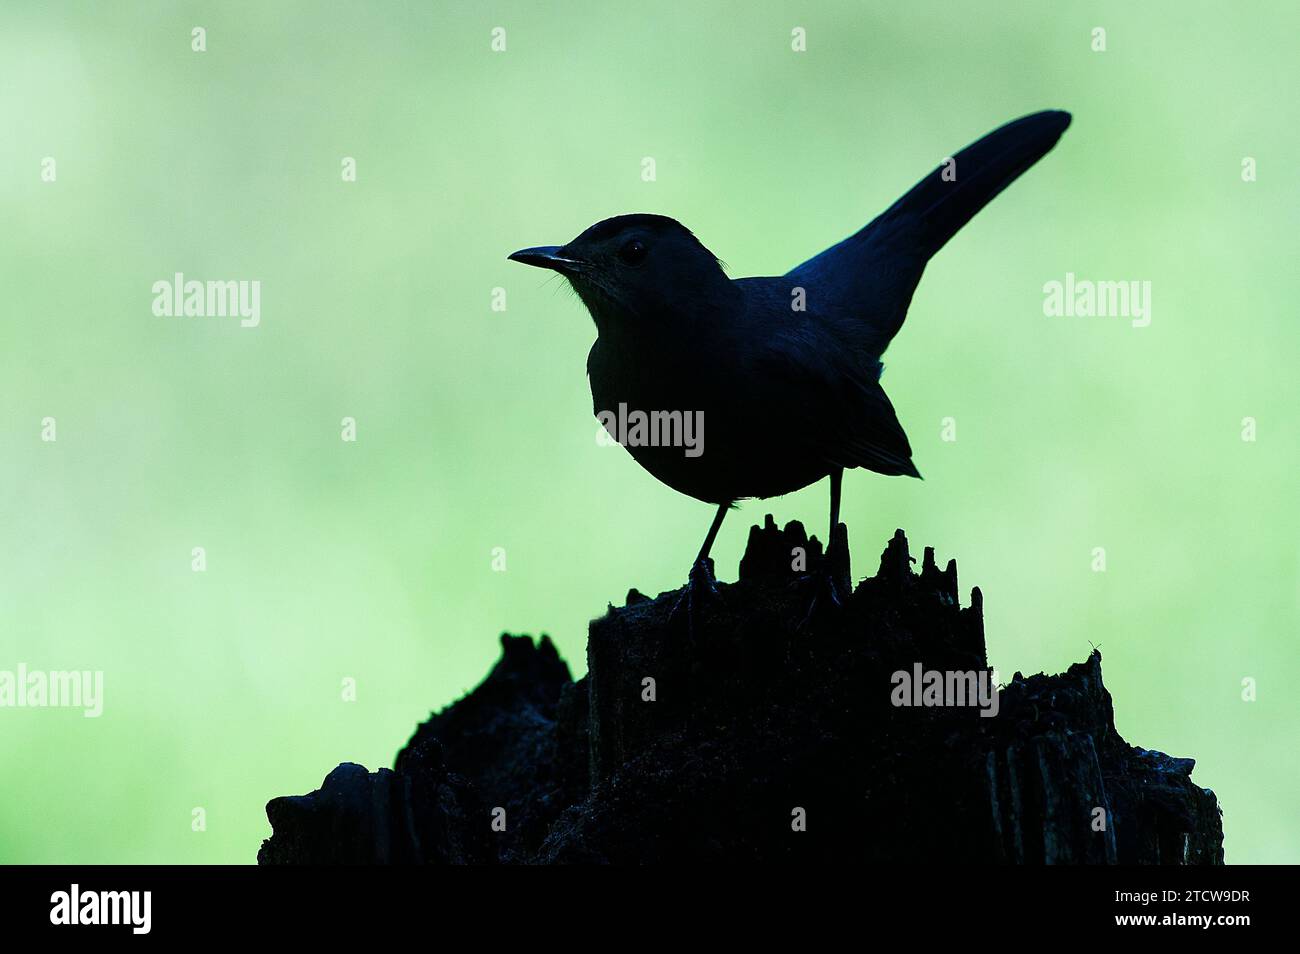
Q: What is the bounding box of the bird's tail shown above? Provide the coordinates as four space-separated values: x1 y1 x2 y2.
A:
885 109 1072 259
784 110 1071 357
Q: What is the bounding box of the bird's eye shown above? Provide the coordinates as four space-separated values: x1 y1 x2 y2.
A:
618 239 648 266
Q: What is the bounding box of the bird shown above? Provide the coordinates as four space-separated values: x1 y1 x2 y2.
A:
509 110 1071 621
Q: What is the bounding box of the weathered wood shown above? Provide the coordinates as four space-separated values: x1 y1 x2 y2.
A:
259 523 1223 865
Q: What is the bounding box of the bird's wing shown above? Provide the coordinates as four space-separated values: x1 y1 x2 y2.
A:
785 110 1071 358
750 327 920 478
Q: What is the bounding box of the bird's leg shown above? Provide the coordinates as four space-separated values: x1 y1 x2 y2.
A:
800 469 846 629
669 501 730 632
829 464 842 540
827 466 849 590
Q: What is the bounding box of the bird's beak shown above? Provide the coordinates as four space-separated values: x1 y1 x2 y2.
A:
508 245 588 275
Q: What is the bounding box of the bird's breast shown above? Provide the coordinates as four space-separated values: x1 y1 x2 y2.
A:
586 335 829 503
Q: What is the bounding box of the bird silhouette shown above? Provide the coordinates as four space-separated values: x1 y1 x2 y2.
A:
510 110 1071 621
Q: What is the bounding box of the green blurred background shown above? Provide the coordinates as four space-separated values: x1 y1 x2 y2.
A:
1 1 1296 864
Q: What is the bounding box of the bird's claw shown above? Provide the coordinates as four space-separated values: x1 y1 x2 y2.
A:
668 557 718 636
798 571 843 633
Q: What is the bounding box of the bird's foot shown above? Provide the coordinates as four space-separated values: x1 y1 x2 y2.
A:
797 570 844 633
668 557 718 637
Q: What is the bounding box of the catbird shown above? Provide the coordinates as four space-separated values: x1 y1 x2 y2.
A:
510 110 1071 617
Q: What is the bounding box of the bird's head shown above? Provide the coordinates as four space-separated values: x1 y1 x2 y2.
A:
509 214 733 336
